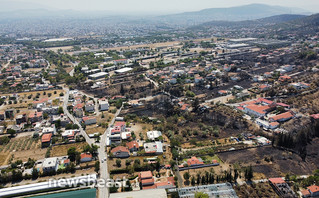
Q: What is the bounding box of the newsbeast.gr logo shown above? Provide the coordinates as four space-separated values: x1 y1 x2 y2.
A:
48 175 129 188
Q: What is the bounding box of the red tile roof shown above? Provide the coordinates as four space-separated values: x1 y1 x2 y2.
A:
80 153 92 159
126 141 139 150
308 185 319 193
28 111 43 118
139 171 153 179
301 189 310 196
142 184 156 190
270 112 294 121
111 146 129 154
187 156 204 166
269 178 285 184
41 133 52 143
245 105 270 115
311 114 319 119
114 121 126 127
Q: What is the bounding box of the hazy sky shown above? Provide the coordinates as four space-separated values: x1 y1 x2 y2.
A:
7 0 319 13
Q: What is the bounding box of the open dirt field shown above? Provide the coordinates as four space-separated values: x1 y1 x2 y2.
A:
51 142 88 157
0 136 43 164
218 146 316 178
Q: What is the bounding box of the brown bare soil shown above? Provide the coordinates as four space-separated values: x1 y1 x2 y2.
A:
218 146 316 178
51 142 88 157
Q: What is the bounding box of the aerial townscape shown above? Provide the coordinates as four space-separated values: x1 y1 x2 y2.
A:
0 1 319 198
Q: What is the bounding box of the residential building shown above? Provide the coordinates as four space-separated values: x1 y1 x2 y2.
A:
0 111 5 121
28 111 43 123
99 98 109 111
82 116 97 125
126 141 139 152
269 178 296 198
269 111 294 122
16 113 27 124
42 157 58 173
41 133 52 148
139 171 155 189
62 130 79 140
80 153 93 163
302 185 319 198
144 142 163 155
187 156 204 166
111 146 130 158
147 131 162 141
42 125 57 135
85 100 95 112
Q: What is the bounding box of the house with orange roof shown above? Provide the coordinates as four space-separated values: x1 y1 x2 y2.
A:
111 146 130 158
73 103 84 118
259 84 270 92
126 141 139 152
139 171 155 189
269 178 296 198
80 153 93 163
269 111 294 122
279 75 291 82
187 156 204 167
180 104 190 112
302 185 319 198
28 111 43 123
114 121 126 132
218 90 228 95
156 178 175 189
82 116 97 125
41 133 52 148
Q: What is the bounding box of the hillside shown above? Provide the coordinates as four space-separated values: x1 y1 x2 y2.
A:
189 14 307 30
157 4 309 25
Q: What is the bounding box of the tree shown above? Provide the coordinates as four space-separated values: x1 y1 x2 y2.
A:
109 186 118 193
67 147 79 162
58 106 64 114
195 192 209 198
191 176 196 186
183 172 190 184
95 161 100 172
120 84 125 95
124 180 133 191
32 168 39 180
116 159 122 167
7 129 16 137
244 165 253 181
192 98 200 112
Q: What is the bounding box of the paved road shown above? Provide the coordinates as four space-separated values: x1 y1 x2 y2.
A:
69 62 78 77
62 87 94 145
98 107 122 198
2 59 12 69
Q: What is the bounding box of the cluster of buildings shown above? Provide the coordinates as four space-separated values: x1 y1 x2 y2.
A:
138 171 175 190
109 127 165 158
237 98 294 130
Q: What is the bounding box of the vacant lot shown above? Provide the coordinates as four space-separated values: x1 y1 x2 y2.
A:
234 183 279 198
0 136 43 164
51 142 88 157
218 146 316 178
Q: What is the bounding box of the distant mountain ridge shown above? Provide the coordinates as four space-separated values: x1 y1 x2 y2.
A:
189 14 307 30
156 4 310 25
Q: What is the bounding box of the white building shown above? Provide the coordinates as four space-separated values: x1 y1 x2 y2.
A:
99 98 109 111
147 131 162 141
85 101 95 112
42 157 58 173
42 125 57 135
144 141 163 154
